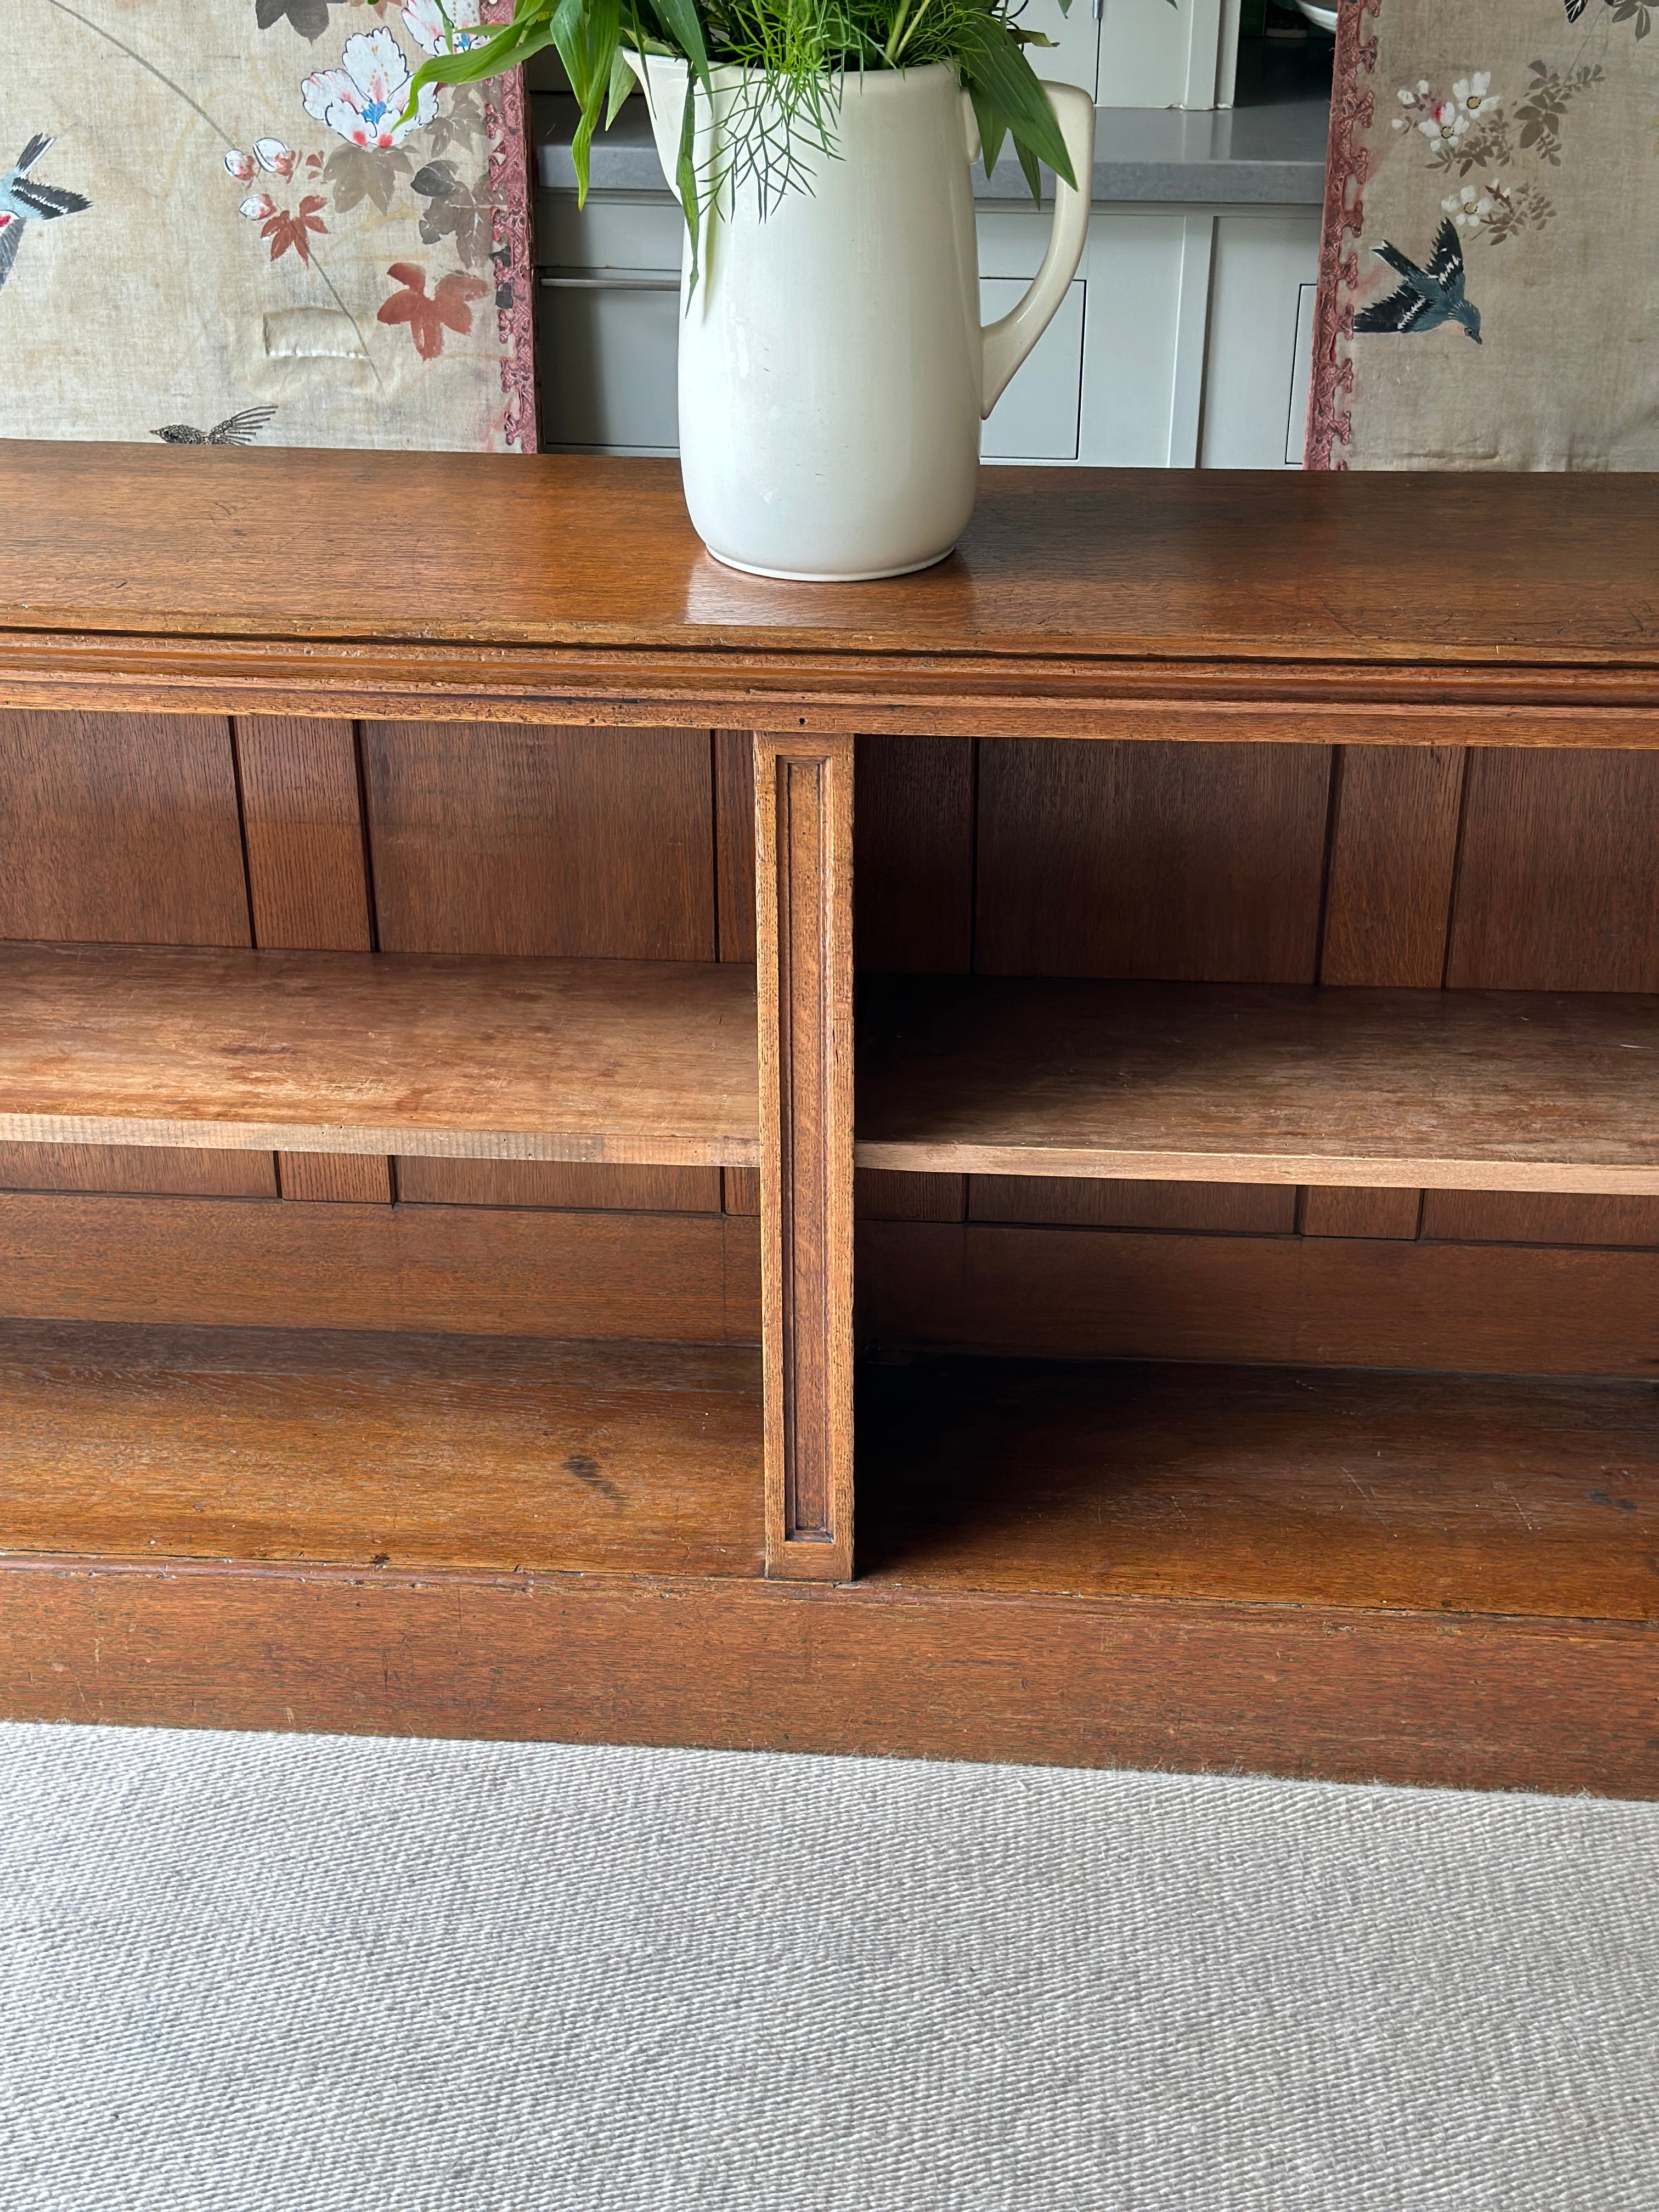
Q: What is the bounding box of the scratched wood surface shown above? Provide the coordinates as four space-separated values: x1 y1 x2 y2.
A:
0 1321 761 1577
0 943 759 1166
857 979 1659 1192
2 1562 1653 1795
4 447 1659 670
859 1356 1659 1618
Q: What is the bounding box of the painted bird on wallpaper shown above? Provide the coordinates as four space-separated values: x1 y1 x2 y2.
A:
0 135 91 294
1355 219 1483 345
151 407 279 447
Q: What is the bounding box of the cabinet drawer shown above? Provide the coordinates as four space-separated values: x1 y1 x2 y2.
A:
536 191 685 272
539 274 680 453
981 277 1086 462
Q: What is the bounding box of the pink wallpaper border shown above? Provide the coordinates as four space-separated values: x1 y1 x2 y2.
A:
483 18 538 454
1304 0 1383 470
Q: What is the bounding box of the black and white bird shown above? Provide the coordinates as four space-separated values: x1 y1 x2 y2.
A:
1355 218 1483 345
0 134 91 294
151 407 279 446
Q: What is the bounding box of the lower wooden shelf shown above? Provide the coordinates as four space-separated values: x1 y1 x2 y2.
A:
858 1356 1659 1620
3 1327 1655 1795
0 1321 763 1578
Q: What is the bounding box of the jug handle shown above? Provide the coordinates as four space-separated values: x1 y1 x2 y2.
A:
977 84 1096 417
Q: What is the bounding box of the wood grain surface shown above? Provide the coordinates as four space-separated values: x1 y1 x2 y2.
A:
236 715 393 1204
0 709 275 1201
367 720 722 1213
0 1192 761 1342
1 445 1655 663
2 1563 1652 1795
856 978 1659 1191
854 735 975 1224
7 451 1659 732
962 739 1331 1234
9 464 1659 1786
1427 748 1659 1247
1320 746 1466 991
0 1322 761 1578
860 1221 1659 1375
0 943 758 1165
1304 745 1466 1237
860 1357 1659 1619
974 740 1333 983
757 734 856 1579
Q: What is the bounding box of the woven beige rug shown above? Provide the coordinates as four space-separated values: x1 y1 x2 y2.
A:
3 1723 1656 2210
1308 0 1659 466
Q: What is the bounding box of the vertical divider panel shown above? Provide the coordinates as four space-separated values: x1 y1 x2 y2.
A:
715 730 762 1220
234 716 393 1204
754 732 855 1582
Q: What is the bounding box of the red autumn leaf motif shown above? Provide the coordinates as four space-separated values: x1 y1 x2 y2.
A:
376 262 490 361
261 194 328 266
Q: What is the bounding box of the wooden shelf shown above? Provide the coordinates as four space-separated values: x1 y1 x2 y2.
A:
0 1321 763 1578
857 978 1659 1193
859 1356 1659 1622
0 943 758 1166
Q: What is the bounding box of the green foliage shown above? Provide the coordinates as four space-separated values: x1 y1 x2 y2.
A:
403 0 1089 283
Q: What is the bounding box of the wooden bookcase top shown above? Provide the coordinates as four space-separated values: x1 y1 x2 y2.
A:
2 446 1657 731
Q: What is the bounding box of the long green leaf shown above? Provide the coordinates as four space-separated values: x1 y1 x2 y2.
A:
550 0 622 201
606 42 639 123
402 7 557 120
648 0 714 88
676 68 702 295
960 18 1075 189
967 83 1007 177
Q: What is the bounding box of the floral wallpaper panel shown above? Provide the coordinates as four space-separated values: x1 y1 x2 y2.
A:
0 0 534 452
1308 0 1659 468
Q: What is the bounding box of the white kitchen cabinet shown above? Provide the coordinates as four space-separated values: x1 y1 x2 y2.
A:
1099 0 1240 109
538 195 1318 467
980 279 1087 461
1012 0 1240 106
539 274 680 454
1016 0 1103 99
1198 209 1322 468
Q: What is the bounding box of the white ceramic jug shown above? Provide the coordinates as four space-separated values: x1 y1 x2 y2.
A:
627 55 1095 580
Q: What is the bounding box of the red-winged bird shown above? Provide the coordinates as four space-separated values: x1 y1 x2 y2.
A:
0 135 91 293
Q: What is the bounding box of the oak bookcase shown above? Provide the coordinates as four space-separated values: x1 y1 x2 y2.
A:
1 445 1654 1795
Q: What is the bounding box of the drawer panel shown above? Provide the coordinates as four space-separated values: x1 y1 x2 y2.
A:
981 277 1086 462
539 274 680 452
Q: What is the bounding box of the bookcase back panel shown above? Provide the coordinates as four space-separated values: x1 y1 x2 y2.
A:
4 715 1656 1359
0 711 273 1200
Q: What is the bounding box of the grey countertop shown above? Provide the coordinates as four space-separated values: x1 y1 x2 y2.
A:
532 46 1330 208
